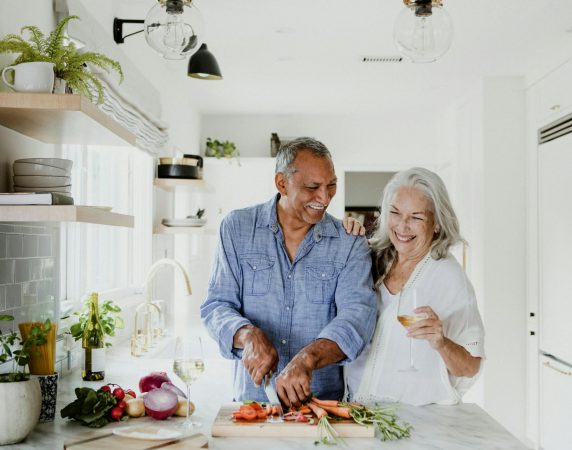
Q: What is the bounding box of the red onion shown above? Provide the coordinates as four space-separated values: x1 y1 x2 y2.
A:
139 371 171 393
161 381 187 399
143 388 178 420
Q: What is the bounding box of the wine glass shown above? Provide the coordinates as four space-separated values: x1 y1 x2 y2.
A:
397 288 424 372
173 335 205 429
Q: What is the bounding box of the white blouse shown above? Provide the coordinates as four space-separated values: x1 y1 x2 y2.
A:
346 253 485 406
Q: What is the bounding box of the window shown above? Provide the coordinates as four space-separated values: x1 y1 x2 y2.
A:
61 145 153 307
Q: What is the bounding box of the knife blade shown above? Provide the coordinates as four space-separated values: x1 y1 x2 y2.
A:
263 374 284 422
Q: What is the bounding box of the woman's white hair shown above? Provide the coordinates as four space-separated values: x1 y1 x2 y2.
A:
369 167 465 284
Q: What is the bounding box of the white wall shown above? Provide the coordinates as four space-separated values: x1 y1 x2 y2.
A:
0 0 59 191
202 111 452 217
453 77 527 442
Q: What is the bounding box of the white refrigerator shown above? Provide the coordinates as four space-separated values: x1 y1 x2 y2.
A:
538 130 572 450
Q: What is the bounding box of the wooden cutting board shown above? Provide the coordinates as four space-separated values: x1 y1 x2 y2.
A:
211 403 374 438
64 428 208 449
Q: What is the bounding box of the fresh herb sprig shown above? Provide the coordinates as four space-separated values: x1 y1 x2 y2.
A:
343 402 413 441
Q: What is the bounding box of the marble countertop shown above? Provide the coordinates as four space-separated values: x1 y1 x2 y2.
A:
3 345 529 450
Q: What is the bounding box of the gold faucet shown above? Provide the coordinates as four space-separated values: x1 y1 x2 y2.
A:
131 258 192 356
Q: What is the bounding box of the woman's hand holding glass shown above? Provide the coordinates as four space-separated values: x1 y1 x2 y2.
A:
407 306 445 350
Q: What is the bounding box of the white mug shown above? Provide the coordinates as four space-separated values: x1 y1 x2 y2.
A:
1 62 55 93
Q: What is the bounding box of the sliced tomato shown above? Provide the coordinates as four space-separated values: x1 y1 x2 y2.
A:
249 402 263 411
241 409 257 421
295 414 309 423
256 410 268 420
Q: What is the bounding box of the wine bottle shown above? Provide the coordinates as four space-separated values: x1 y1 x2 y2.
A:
82 292 105 381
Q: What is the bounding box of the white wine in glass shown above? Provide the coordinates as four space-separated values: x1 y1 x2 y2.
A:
397 288 424 372
173 336 205 429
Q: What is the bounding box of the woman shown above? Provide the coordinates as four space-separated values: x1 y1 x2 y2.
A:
345 167 484 406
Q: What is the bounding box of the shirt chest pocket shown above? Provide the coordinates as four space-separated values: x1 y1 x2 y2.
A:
241 255 275 296
306 263 342 304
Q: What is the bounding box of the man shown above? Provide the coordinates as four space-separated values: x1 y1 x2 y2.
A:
200 137 376 406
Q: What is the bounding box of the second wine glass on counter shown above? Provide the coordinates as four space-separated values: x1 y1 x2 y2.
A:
173 335 205 429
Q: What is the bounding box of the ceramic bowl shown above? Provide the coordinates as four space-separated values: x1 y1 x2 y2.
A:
13 175 71 188
14 158 73 171
13 162 69 177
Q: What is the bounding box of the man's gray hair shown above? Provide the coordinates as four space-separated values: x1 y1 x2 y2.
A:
369 167 465 283
275 137 332 178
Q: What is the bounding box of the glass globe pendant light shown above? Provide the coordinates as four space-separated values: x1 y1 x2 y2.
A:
393 0 453 63
144 0 204 60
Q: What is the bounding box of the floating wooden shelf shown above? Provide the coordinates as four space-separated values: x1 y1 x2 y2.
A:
0 205 134 227
154 224 216 235
154 178 205 192
0 93 136 146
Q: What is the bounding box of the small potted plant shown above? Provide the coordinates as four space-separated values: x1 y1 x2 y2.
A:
0 315 51 445
68 297 124 347
0 15 123 104
205 138 240 160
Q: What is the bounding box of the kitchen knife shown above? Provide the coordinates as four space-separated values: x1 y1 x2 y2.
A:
263 374 284 422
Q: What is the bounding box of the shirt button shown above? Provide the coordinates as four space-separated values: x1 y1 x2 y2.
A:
321 273 325 277
253 266 257 270
281 339 287 345
286 306 290 310
287 274 291 279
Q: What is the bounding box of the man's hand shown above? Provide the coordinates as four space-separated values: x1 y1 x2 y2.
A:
276 338 345 407
233 325 278 387
276 353 313 407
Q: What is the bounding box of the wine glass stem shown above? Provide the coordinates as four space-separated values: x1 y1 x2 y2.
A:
409 337 414 369
186 383 193 425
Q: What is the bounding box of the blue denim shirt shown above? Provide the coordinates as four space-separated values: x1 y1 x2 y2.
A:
200 195 376 401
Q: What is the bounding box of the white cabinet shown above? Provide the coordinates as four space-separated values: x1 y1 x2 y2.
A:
538 133 572 364
540 355 572 450
532 60 572 126
201 157 277 231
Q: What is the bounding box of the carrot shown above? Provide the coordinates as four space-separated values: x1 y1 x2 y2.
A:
239 405 255 413
310 397 340 408
319 405 352 419
256 410 268 420
232 412 244 420
297 406 311 414
307 401 328 420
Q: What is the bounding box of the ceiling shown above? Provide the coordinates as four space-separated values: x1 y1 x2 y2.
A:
113 0 572 116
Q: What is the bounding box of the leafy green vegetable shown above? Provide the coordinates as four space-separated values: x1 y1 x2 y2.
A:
61 387 117 428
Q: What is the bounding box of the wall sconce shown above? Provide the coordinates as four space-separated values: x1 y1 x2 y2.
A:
393 0 453 63
188 44 223 80
114 0 202 59
114 1 222 79
144 0 204 60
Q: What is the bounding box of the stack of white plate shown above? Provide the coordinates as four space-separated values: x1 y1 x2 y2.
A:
12 158 73 193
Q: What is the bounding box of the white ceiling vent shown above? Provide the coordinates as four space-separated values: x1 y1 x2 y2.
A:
361 55 404 63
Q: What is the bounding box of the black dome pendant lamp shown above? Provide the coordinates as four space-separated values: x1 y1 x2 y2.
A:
187 43 223 80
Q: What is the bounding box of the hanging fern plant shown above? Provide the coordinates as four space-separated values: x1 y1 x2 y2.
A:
0 15 123 104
